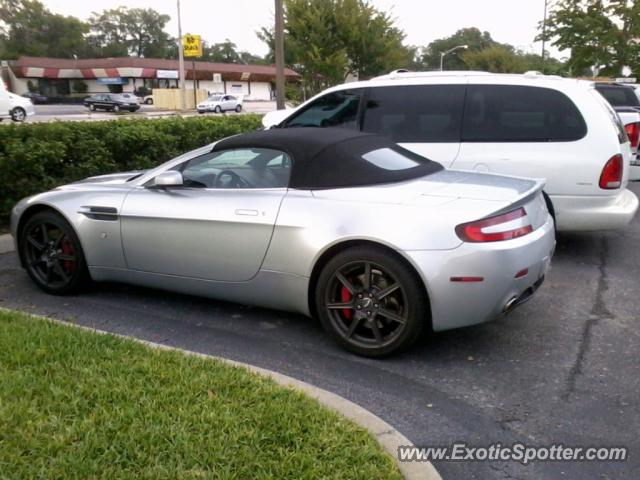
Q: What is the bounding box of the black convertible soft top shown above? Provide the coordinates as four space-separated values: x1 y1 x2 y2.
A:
212 127 443 189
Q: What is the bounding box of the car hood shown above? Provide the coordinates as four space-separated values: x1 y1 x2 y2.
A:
72 171 147 185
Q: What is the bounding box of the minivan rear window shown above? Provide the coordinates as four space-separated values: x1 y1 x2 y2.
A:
462 85 587 142
361 84 465 143
595 85 640 108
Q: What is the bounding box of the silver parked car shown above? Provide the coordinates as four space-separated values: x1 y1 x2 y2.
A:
10 129 555 357
197 94 243 114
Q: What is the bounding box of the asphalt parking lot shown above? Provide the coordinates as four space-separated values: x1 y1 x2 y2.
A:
1 182 638 480
4 102 277 123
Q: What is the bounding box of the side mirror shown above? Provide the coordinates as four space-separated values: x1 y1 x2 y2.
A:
151 171 183 188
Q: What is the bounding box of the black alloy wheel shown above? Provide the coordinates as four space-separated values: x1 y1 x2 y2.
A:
316 246 427 357
19 211 89 295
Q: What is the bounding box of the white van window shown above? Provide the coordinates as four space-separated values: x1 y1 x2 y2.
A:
462 85 587 142
284 90 363 129
361 85 465 143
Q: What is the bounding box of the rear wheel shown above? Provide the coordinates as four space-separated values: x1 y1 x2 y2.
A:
235 104 242 113
315 246 427 357
19 211 89 295
113 105 120 113
89 104 96 111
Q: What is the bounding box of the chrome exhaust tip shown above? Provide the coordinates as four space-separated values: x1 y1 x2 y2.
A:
503 296 519 314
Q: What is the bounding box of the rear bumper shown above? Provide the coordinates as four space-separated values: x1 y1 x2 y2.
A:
550 189 639 231
404 214 556 331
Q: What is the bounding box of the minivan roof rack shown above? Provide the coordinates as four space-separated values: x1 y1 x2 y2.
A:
373 70 490 80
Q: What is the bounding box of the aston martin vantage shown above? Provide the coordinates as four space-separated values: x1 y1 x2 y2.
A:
11 128 555 357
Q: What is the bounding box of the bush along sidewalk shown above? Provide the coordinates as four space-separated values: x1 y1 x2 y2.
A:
0 115 262 223
0 309 402 480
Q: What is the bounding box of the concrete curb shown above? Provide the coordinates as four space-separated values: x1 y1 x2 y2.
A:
1 307 441 480
0 234 14 254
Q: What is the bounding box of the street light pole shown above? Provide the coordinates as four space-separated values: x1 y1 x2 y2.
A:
439 45 468 71
177 0 186 111
274 0 286 110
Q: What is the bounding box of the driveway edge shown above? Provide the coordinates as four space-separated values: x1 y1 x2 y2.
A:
2 307 441 480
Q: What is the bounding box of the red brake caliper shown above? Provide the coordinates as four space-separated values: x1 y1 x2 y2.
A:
61 238 75 273
340 285 352 320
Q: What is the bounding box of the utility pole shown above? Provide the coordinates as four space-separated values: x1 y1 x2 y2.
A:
177 0 186 110
541 0 548 72
274 0 286 109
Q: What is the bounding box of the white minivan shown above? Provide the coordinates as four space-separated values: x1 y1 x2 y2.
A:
263 71 639 231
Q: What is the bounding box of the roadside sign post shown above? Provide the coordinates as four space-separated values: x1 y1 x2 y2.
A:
183 34 203 110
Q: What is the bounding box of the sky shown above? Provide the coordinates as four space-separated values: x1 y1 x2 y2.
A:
41 0 562 58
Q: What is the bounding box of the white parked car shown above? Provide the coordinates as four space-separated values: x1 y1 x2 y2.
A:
263 71 639 232
197 94 243 114
0 91 36 122
121 93 142 105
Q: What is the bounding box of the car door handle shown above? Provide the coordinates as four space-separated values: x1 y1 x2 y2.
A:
234 209 259 216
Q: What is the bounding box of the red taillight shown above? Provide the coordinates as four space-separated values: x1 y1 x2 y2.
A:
599 154 623 189
625 122 640 149
456 207 533 243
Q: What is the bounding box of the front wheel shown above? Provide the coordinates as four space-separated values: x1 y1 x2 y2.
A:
214 105 222 113
315 246 427 357
113 105 120 113
89 104 96 111
11 107 26 122
19 211 90 295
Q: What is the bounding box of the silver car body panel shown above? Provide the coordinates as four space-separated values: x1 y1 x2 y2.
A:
11 144 555 329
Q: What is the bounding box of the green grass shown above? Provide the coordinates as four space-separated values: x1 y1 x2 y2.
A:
0 310 401 480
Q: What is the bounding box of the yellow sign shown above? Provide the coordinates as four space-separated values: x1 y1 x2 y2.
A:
183 34 202 57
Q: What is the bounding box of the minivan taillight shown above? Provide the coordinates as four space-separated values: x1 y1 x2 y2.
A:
599 154 623 189
456 207 533 243
625 122 640 149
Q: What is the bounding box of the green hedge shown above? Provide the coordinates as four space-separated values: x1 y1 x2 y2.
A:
0 115 262 223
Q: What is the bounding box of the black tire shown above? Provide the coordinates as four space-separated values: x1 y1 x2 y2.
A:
113 105 120 113
11 107 26 122
315 246 427 357
214 105 222 113
542 191 556 232
145 98 154 105
19 210 90 295
235 104 242 113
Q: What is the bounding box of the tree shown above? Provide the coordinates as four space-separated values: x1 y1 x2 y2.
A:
204 39 240 63
88 7 174 58
538 0 640 76
418 27 508 70
258 0 411 94
461 46 526 73
0 0 90 59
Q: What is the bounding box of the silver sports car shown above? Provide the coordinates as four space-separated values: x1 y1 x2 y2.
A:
11 128 555 357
